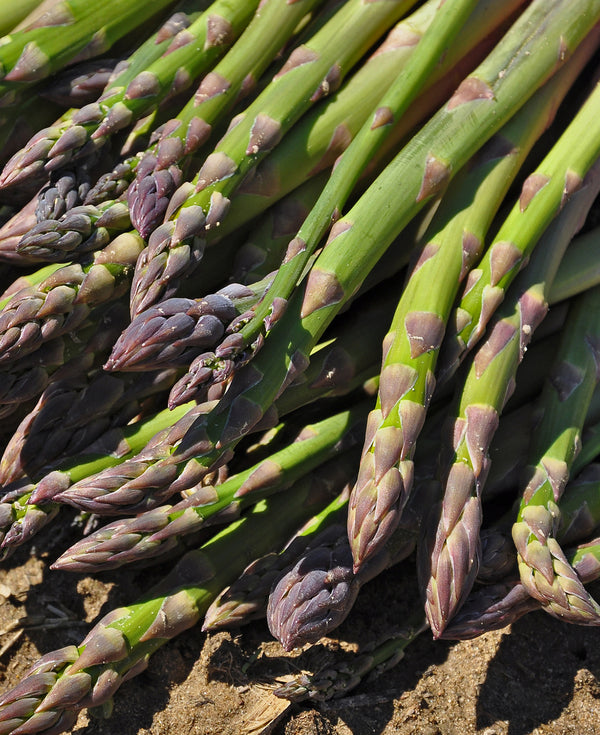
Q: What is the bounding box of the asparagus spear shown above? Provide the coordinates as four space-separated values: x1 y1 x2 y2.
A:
347 43 599 576
35 0 517 266
191 0 524 240
103 281 265 372
421 154 600 637
128 0 329 238
0 0 259 189
30 1 212 208
0 232 143 366
512 285 600 624
38 58 120 108
0 0 43 36
0 465 347 735
19 199 132 261
0 298 131 419
0 366 179 485
443 482 600 640
35 166 95 223
0 398 198 556
267 503 420 651
129 0 420 315
203 490 351 631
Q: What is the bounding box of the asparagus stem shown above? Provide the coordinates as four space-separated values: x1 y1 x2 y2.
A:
0 365 179 485
439 76 600 381
63 0 600 526
274 615 427 701
0 0 43 36
203 490 351 631
348 41 599 576
0 0 178 104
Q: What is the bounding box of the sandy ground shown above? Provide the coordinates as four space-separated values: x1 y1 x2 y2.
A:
0 516 599 735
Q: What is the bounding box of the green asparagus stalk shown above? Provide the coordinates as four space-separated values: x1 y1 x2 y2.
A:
547 224 600 305
129 0 421 315
0 0 43 36
0 0 258 189
0 398 198 556
53 406 367 568
512 285 600 623
128 0 329 238
0 0 179 109
421 154 600 637
0 465 348 734
211 0 479 385
34 0 515 266
191 0 523 241
438 77 600 382
347 42 600 576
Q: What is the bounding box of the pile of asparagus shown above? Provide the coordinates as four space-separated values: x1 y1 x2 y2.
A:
0 0 599 729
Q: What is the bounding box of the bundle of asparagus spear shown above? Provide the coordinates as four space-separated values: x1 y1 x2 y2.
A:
0 0 599 730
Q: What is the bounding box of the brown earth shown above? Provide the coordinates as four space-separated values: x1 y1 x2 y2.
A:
1 516 599 735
